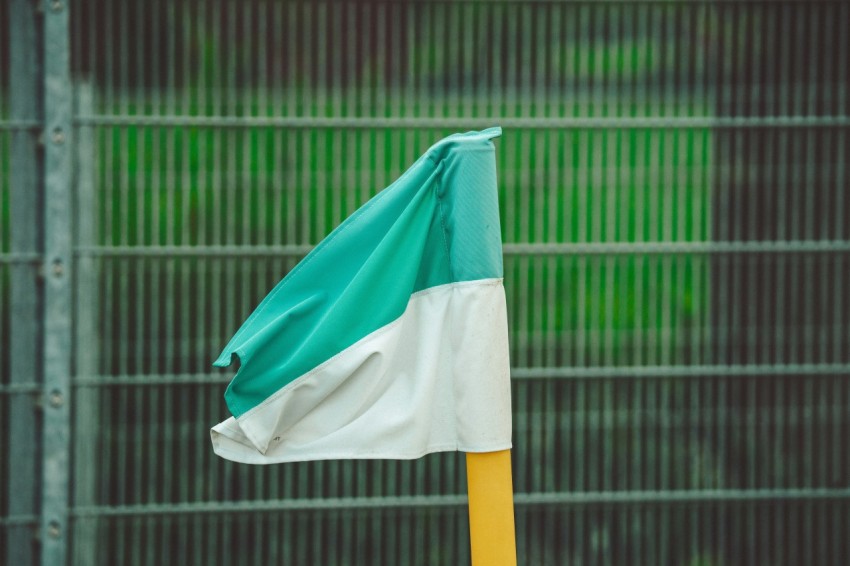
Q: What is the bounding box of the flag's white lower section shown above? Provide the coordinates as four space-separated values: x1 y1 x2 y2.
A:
211 278 512 464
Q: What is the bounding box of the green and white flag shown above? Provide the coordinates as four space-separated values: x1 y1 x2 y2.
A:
211 127 511 464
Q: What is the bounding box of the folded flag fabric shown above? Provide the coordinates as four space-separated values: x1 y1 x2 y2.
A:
210 127 512 464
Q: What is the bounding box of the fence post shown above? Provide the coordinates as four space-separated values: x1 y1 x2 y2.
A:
7 0 43 563
41 0 73 564
72 79 100 566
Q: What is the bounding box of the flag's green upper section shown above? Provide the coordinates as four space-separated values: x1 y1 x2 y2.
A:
215 127 504 417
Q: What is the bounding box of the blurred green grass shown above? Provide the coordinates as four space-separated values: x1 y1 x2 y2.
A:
89 116 712 373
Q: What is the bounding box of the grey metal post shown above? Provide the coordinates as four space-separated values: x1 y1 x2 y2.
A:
7 0 43 564
72 80 100 566
41 0 73 564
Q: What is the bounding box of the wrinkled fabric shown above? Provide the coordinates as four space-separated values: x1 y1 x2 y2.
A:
211 127 510 463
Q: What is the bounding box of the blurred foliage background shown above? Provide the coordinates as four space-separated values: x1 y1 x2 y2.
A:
1 1 849 565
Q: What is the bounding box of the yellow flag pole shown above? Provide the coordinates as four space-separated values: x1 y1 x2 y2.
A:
466 449 518 566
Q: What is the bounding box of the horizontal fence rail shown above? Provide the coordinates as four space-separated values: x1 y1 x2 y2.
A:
74 114 850 129
64 363 850 388
74 240 850 257
0 252 41 264
0 119 41 131
69 488 850 519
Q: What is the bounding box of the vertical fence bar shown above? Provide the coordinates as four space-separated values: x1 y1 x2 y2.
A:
7 0 42 564
41 0 73 564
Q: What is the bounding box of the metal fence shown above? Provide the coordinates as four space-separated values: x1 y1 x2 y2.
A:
2 0 849 564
